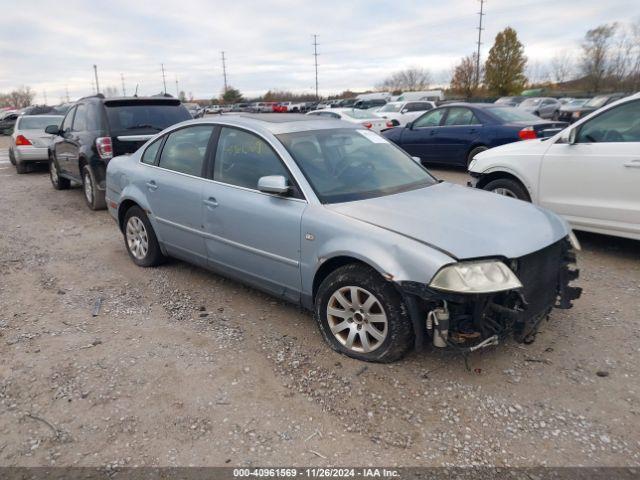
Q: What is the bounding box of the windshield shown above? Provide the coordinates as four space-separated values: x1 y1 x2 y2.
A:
519 98 541 107
487 107 541 122
379 103 402 113
18 115 62 130
568 99 587 107
342 109 375 119
495 97 514 104
105 102 191 134
277 128 436 203
584 96 609 108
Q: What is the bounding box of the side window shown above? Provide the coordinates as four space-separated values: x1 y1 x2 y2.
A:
214 127 290 190
141 138 163 165
407 102 431 112
158 126 213 176
413 108 445 127
444 107 479 126
577 100 640 143
60 107 75 133
72 104 87 132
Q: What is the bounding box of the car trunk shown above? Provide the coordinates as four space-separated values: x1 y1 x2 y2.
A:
20 129 56 148
507 121 568 138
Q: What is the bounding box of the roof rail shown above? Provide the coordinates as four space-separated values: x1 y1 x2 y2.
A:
78 93 105 101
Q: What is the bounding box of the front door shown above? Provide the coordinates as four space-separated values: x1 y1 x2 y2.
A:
203 126 305 301
143 125 215 263
54 106 76 175
399 108 446 163
539 99 640 237
437 107 483 166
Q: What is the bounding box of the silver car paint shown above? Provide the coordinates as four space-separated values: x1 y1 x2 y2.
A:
106 117 570 308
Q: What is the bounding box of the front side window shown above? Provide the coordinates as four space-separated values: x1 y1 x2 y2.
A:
379 103 402 113
60 107 75 133
158 126 213 176
444 107 479 126
406 102 432 112
577 100 640 143
72 104 87 132
278 128 436 203
413 109 445 127
214 127 290 190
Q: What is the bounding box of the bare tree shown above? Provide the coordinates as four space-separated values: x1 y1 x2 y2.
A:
581 23 617 92
450 54 481 98
6 86 35 108
550 51 575 84
377 67 432 92
526 61 550 85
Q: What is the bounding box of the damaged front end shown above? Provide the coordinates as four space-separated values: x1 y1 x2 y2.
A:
400 237 582 352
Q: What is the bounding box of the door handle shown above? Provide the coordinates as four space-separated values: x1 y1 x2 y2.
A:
624 160 640 168
203 197 218 208
146 180 158 191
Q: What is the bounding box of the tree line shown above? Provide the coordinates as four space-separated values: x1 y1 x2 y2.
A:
0 86 36 109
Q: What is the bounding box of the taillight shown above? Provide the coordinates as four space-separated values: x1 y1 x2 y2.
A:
96 137 113 159
15 134 32 146
386 121 394 128
518 126 537 140
362 122 373 129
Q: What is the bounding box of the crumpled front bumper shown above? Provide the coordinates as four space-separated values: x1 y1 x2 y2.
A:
400 237 582 349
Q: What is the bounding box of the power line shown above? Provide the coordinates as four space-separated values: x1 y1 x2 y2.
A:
161 63 167 94
475 0 485 88
93 64 100 94
121 73 126 96
312 34 320 99
221 51 228 92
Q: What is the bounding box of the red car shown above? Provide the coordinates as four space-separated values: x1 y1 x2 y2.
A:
272 103 288 113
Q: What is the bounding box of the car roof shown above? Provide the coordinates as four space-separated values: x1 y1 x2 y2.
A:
184 113 360 135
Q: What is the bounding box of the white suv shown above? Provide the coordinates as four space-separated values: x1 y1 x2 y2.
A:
468 92 640 240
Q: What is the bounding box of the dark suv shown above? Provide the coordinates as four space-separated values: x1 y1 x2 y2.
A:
46 94 191 209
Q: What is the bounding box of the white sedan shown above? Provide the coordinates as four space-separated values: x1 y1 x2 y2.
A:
468 92 640 240
306 108 393 133
375 101 436 127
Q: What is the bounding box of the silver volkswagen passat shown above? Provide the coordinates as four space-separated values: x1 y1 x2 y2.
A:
106 115 581 363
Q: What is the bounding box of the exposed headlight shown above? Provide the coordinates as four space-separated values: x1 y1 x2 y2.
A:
429 260 523 294
568 230 581 251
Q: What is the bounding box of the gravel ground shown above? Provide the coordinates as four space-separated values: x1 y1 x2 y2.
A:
0 136 638 468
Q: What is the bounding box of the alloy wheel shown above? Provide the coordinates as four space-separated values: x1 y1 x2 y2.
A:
327 286 388 353
492 187 518 199
126 216 149 260
50 160 59 185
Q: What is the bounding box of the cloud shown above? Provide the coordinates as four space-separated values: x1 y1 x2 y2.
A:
0 0 635 102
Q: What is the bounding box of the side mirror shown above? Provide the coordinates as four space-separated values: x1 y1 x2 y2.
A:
568 128 577 145
257 175 290 195
45 125 60 135
406 121 414 130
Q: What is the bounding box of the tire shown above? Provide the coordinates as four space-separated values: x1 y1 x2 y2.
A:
82 164 106 210
467 146 488 166
483 177 531 202
314 263 413 363
8 148 16 165
49 156 70 190
15 159 28 174
122 206 165 267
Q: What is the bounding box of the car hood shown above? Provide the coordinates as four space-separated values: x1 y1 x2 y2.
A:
325 182 568 260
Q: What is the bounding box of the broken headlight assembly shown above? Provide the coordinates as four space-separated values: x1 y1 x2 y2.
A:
429 260 522 294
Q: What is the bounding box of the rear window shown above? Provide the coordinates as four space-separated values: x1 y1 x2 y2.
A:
18 116 62 130
105 101 191 134
487 107 541 122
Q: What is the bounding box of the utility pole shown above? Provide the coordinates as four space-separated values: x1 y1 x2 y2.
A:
175 76 179 97
161 63 167 94
65 85 70 103
221 51 228 92
475 0 485 89
121 73 126 96
93 64 100 94
312 34 319 100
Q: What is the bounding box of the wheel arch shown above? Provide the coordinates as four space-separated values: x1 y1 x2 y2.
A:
476 169 532 200
312 255 386 304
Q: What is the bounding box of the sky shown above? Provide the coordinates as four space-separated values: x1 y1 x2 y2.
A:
0 0 637 103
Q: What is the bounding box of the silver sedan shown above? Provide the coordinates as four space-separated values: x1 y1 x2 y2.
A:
9 115 62 173
106 115 581 362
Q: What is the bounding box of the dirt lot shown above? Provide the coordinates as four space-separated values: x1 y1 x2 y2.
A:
0 135 638 468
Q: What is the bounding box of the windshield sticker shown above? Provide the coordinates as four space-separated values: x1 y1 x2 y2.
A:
357 129 388 144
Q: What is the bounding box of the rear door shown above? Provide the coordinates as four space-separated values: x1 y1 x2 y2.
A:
437 107 483 166
398 108 446 162
539 99 640 237
142 125 215 263
67 102 90 178
203 126 306 301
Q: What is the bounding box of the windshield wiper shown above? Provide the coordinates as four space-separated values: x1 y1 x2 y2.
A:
126 124 162 131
